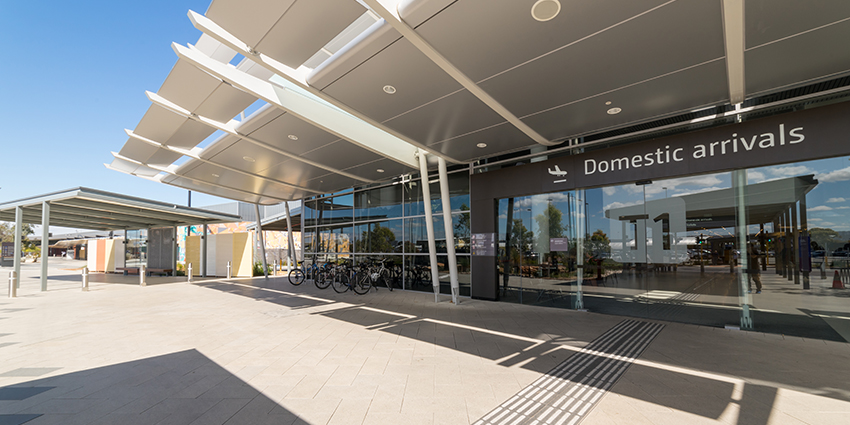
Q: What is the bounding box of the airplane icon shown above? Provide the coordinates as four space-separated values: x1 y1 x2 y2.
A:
548 165 567 176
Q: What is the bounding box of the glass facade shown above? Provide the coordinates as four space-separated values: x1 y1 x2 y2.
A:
495 155 850 340
302 170 471 296
125 229 147 267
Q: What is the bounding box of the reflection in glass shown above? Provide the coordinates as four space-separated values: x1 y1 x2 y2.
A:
355 185 403 220
354 220 403 253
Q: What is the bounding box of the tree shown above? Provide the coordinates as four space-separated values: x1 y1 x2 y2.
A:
587 229 611 258
355 223 398 253
534 203 566 264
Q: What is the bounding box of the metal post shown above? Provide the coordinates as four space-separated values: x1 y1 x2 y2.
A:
800 194 810 289
733 170 753 329
574 190 585 310
82 267 89 292
188 263 193 282
227 261 232 279
284 201 296 271
437 157 460 304
41 201 50 291
14 205 22 289
790 206 799 284
254 204 268 279
417 149 441 303
140 264 146 287
201 224 208 277
8 271 16 298
172 226 178 277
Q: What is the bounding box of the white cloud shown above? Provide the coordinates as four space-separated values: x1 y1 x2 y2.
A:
827 197 846 203
769 165 812 177
809 205 833 212
816 166 850 183
604 201 641 211
748 171 766 183
809 218 823 222
603 187 617 196
820 222 836 227
837 206 850 210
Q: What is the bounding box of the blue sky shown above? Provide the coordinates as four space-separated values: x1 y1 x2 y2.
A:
0 0 230 208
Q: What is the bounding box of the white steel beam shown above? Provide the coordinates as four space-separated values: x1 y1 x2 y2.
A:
437 157 459 304
187 10 462 165
360 0 555 147
173 42 421 169
284 201 296 269
722 0 746 104
107 153 292 203
144 92 379 184
254 204 268 279
417 150 441 303
124 129 325 194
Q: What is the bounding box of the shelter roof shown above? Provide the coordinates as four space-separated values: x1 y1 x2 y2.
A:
0 187 242 231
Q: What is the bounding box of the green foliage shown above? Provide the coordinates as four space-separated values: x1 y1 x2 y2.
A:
253 261 270 276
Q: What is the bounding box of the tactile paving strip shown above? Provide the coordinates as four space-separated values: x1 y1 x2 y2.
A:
475 319 665 425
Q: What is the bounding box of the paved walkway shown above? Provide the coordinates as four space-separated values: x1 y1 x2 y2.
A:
1 260 849 424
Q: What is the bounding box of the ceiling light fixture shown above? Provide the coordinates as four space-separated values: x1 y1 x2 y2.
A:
211 173 220 178
377 169 385 173
383 85 397 94
532 0 561 22
477 143 487 148
288 134 298 140
242 156 255 162
607 107 622 115
605 101 612 105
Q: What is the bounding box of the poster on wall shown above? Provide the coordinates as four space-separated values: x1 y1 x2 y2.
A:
549 238 570 252
472 233 496 256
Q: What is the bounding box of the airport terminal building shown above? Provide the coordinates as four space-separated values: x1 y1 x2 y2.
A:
108 0 850 341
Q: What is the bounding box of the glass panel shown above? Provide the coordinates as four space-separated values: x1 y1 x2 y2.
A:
317 194 353 225
303 228 316 254
304 200 317 227
585 173 740 326
496 194 577 308
355 185 403 220
353 220 404 253
125 229 148 267
406 255 433 293
404 172 469 216
315 225 353 258
745 156 850 341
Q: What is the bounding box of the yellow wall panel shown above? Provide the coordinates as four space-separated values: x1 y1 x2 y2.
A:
232 233 252 277
186 235 200 274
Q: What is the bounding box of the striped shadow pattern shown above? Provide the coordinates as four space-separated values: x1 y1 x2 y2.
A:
474 319 665 425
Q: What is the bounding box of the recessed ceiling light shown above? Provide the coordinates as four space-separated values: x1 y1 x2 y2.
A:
211 173 220 178
607 107 622 115
376 169 385 173
242 156 255 162
288 134 298 140
532 0 561 22
477 143 487 148
383 85 397 94
605 101 612 105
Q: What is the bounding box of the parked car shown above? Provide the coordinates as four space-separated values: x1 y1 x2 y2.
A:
832 249 850 257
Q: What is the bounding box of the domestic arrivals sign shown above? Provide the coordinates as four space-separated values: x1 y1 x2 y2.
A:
541 101 850 192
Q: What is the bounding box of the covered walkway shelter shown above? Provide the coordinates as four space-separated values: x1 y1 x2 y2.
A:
0 187 241 291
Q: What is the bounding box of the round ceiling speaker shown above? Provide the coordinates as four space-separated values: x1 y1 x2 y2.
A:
532 0 561 22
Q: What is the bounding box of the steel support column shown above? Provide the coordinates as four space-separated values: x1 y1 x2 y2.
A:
172 226 178 277
418 150 441 302
201 224 208 277
254 204 268 279
437 158 460 304
41 201 50 291
284 202 296 270
14 206 22 289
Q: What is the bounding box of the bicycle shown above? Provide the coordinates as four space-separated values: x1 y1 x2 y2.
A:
332 260 372 295
289 260 322 286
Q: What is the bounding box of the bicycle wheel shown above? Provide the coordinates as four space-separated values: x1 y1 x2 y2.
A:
353 273 372 295
380 269 392 291
288 268 305 285
315 269 331 289
332 271 350 293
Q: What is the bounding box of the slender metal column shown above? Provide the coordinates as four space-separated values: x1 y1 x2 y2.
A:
732 170 752 329
254 204 268 279
575 190 585 310
284 202 296 270
790 204 800 285
14 206 22 289
418 150 441 302
172 226 178 277
437 158 460 304
800 195 810 289
201 224 208 277
41 201 50 291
